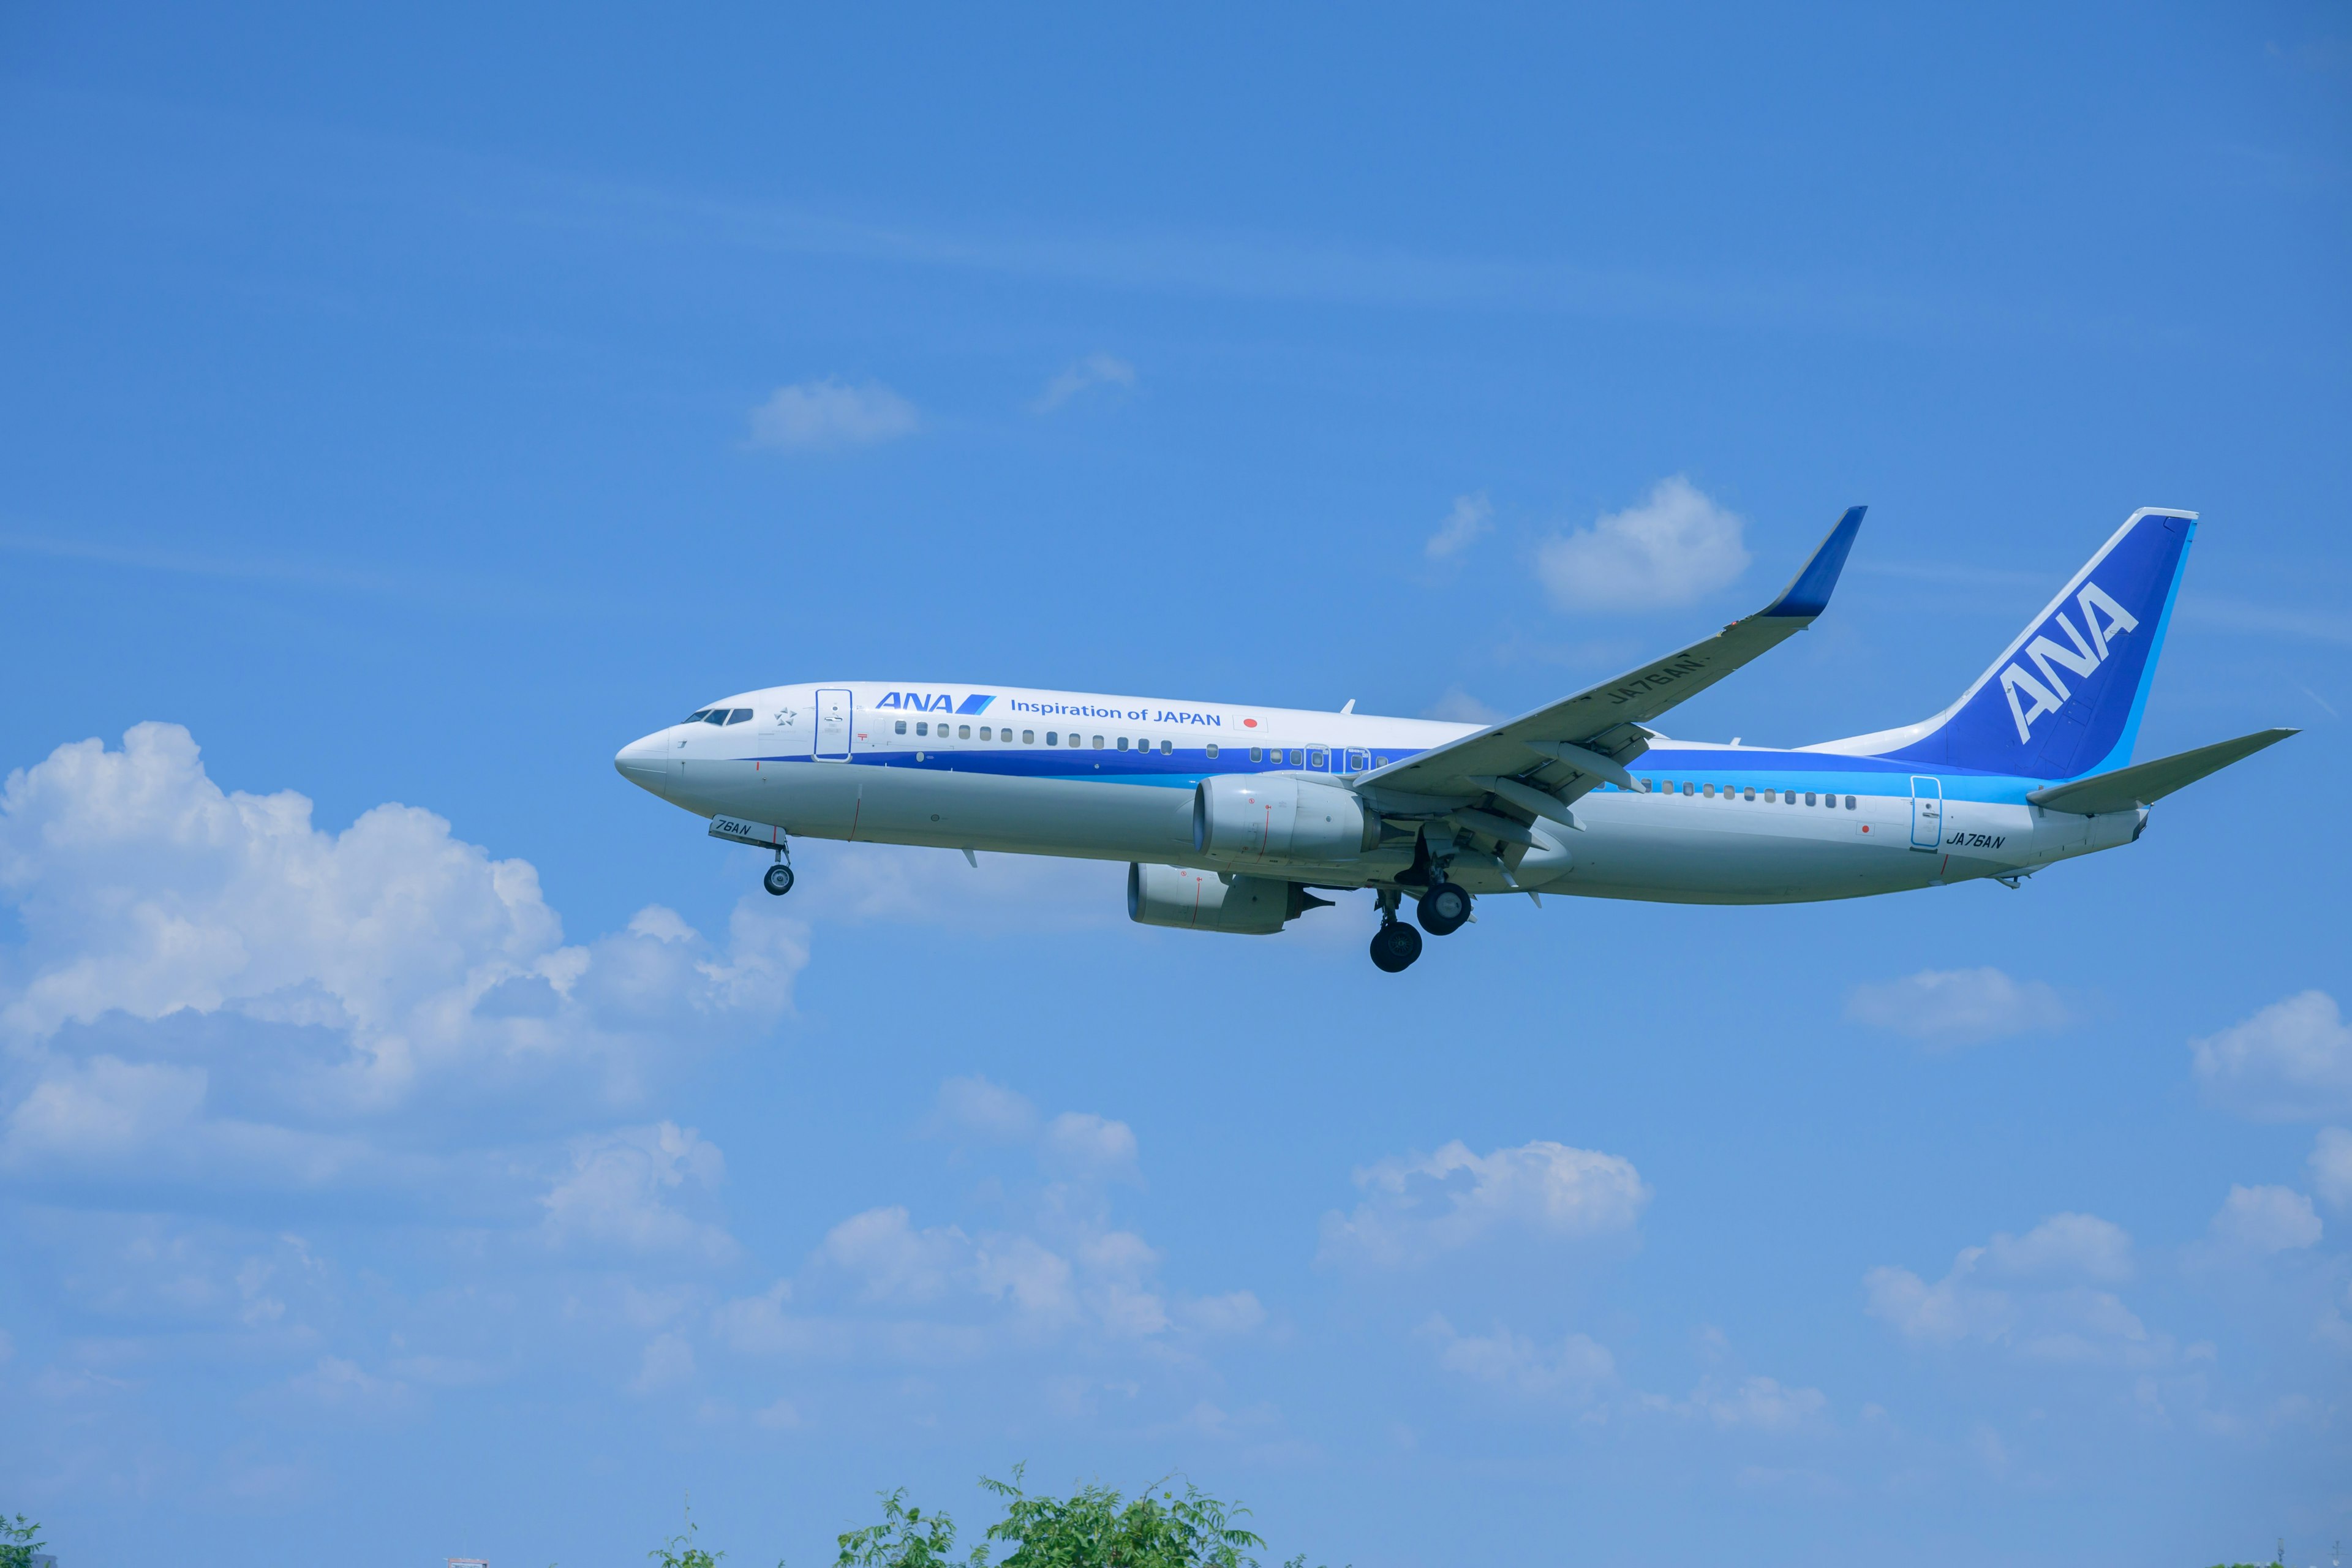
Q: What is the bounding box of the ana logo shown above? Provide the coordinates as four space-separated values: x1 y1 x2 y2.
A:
1999 582 2139 742
875 692 997 714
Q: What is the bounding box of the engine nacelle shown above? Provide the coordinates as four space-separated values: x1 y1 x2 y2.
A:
1191 775 1378 864
1127 863 1314 935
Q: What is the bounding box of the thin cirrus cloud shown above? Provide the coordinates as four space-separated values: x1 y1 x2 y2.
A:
2311 1128 2352 1210
2190 989 2352 1120
1317 1138 1649 1268
1424 492 1493 560
1031 353 1137 412
1536 475 1751 612
1844 967 2074 1047
747 376 920 451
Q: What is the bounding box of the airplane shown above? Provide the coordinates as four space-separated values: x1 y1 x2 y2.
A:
614 506 2293 972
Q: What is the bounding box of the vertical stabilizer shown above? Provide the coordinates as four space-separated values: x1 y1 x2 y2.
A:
1827 508 2196 780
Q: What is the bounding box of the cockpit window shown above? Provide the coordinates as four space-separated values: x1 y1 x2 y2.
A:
726 708 752 725
702 710 728 725
685 709 712 723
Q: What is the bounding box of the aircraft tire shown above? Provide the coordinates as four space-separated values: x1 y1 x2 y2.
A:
763 864 796 897
1415 881 1471 936
1370 922 1423 973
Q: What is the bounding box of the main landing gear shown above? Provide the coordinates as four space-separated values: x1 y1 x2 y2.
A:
1369 885 1438 973
1415 879 1471 937
762 845 796 897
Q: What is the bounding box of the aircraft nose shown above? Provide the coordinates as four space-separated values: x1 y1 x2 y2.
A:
614 731 671 796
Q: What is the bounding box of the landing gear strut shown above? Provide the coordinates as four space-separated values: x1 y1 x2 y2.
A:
1415 879 1471 936
763 845 796 897
1369 888 1423 973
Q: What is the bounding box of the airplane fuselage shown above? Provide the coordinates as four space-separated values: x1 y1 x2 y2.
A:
616 681 2141 906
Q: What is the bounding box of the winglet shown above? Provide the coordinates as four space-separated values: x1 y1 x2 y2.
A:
1759 505 1866 619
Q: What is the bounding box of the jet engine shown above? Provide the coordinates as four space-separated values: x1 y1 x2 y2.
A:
1127 864 1329 934
1191 775 1379 863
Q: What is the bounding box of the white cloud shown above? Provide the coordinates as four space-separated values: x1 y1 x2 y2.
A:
934 1074 1039 1141
747 377 919 451
1864 1213 2173 1366
1536 476 1751 611
1665 1375 1830 1433
1424 492 1493 560
2310 1128 2352 1210
1031 353 1137 412
2192 990 2352 1118
541 1122 734 1262
1319 1139 1648 1267
1420 687 1504 725
2207 1185 2321 1254
630 1331 696 1393
0 725 803 1194
1422 1314 1615 1402
1042 1111 1140 1180
1844 967 2073 1046
284 1355 417 1418
820 1207 969 1304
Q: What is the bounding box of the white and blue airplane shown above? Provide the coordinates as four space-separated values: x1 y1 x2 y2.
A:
616 507 2293 971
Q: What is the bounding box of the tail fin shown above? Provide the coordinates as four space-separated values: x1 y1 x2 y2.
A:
1831 508 2197 780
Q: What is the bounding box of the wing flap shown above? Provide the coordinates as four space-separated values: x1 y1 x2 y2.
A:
2025 728 2297 815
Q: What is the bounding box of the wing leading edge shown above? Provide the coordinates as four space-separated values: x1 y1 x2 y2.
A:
1362 505 1867 807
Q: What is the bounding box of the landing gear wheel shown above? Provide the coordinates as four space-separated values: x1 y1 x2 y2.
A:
762 863 796 897
1370 922 1423 973
1415 881 1471 936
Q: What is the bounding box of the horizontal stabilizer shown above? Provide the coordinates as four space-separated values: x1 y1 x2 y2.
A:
2026 728 2297 815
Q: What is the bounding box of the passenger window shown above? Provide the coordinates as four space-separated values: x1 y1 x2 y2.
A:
1641 778 1653 793
959 725 971 739
1160 739 1172 755
894 720 908 735
1845 795 1857 809
1289 749 1304 766
1349 749 1368 771
1376 755 1389 767
1762 788 1774 801
1205 744 1219 760
1023 729 1035 744
1785 792 1797 805
1092 736 1104 748
1703 783 1715 797
978 726 992 741
916 722 929 737
1046 731 1058 745
1308 748 1326 768
1806 791 1817 805
1743 786 1755 801
1117 737 1130 751
1249 747 1262 761
1681 782 1694 796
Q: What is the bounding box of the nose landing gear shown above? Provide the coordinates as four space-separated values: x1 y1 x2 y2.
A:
763 844 795 897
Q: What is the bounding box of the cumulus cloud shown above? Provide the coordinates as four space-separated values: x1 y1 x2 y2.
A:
821 1207 970 1305
1042 1111 1140 1180
2310 1128 2352 1210
1032 353 1137 412
1864 1213 2176 1366
541 1123 734 1262
747 377 919 451
1420 687 1504 725
1319 1139 1648 1267
934 1074 1041 1141
0 725 802 1194
2192 991 2352 1119
2206 1185 2322 1254
1425 493 1493 560
1844 967 2073 1046
1422 1314 1615 1402
1536 476 1751 611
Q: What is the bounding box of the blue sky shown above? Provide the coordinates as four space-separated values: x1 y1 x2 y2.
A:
3 6 2349 1565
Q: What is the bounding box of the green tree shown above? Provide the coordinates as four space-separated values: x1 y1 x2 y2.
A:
652 1495 726 1568
0 1513 45 1568
835 1488 974 1568
980 1467 1265 1568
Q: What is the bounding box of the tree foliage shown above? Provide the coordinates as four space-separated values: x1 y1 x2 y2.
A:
0 1513 45 1568
832 1468 1335 1568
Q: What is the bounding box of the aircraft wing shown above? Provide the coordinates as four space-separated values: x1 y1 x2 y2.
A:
1359 507 1866 810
